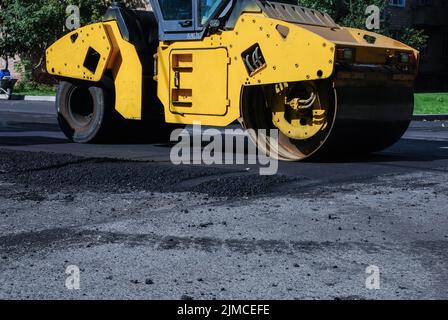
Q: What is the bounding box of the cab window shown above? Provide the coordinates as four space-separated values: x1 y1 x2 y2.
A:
199 0 224 25
159 0 192 21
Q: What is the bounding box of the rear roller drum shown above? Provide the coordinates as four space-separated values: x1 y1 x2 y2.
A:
56 80 181 143
56 80 117 143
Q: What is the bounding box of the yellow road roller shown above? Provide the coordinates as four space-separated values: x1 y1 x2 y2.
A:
46 0 419 160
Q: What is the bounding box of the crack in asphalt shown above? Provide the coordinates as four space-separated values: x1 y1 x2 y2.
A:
2 227 447 264
0 227 391 255
10 158 108 174
368 161 448 174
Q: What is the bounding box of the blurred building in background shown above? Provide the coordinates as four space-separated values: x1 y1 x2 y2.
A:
389 0 448 92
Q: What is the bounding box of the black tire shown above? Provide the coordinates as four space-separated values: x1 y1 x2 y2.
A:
56 79 183 144
6 88 12 100
56 80 115 143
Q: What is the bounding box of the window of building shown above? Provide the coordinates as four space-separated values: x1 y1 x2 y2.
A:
417 0 434 6
389 0 406 7
443 33 448 58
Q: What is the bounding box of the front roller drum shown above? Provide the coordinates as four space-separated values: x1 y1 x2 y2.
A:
242 80 414 161
321 84 414 156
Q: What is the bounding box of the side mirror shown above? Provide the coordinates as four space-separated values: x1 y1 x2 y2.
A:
209 19 220 28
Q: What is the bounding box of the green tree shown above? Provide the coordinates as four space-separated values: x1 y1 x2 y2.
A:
0 0 18 68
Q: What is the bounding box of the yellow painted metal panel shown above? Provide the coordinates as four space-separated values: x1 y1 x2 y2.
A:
345 28 416 51
157 13 336 126
46 21 143 120
46 23 112 82
103 22 143 120
169 48 229 116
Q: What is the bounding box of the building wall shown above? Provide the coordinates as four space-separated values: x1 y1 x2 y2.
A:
388 0 414 29
388 0 448 91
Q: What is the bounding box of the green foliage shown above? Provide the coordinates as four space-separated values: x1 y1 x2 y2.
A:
414 93 448 115
14 81 56 96
397 28 428 52
14 58 34 83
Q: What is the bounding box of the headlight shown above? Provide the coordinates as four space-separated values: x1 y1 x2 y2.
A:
399 52 411 64
336 47 355 62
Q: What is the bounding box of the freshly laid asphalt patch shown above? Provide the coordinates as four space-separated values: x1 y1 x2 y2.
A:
190 174 293 198
0 149 295 198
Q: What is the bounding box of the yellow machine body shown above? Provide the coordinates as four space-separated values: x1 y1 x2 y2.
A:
46 23 113 83
156 13 337 126
156 13 418 126
47 21 143 119
46 10 418 137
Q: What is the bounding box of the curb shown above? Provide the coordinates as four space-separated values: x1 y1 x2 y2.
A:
2 95 448 121
412 114 448 121
23 96 56 102
0 95 55 102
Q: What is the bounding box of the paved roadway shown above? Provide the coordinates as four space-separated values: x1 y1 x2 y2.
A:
1 100 448 181
0 100 447 299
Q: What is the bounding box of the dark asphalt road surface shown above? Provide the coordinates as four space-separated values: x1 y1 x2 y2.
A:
1 100 448 182
0 100 447 299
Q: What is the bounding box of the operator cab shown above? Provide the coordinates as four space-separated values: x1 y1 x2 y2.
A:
150 0 232 40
